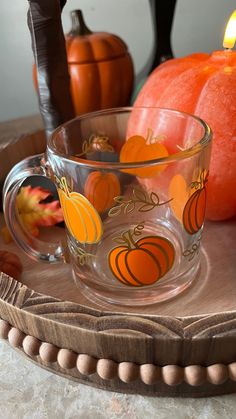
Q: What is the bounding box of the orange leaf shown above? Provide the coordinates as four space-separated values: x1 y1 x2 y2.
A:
1 186 64 243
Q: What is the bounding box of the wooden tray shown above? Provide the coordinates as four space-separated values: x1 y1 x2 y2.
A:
0 124 236 397
0 212 236 397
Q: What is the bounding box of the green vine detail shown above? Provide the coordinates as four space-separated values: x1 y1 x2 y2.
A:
113 222 145 248
108 188 173 217
76 134 114 157
183 235 202 261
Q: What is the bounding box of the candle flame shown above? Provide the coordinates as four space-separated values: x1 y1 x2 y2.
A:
223 10 236 49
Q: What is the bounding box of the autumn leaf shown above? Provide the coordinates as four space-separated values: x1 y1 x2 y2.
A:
1 186 64 243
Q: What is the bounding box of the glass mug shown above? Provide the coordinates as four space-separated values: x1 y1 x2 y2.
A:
3 107 212 306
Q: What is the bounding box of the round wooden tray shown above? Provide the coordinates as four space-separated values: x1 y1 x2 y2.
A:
0 212 236 397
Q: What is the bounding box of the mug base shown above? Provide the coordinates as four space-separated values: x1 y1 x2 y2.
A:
72 261 200 307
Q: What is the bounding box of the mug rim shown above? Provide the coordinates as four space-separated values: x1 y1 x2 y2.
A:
48 107 212 170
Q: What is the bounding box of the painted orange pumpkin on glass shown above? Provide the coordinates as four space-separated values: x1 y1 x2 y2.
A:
181 171 208 235
120 129 168 178
57 177 103 244
182 187 207 235
169 170 208 235
109 233 175 287
169 174 189 223
84 171 120 213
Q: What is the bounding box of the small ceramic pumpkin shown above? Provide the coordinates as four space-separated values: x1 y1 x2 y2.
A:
120 129 169 178
57 177 103 244
84 171 121 213
33 10 134 115
0 251 23 280
109 233 175 287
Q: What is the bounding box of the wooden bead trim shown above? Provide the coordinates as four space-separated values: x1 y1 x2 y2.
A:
0 318 236 387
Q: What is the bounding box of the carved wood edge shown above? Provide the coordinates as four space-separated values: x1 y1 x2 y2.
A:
0 272 236 366
1 272 236 334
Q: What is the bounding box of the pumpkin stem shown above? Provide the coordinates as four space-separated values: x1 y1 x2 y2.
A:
201 170 209 188
146 128 154 145
60 177 70 196
126 230 138 248
191 169 208 190
146 129 166 145
115 222 145 248
69 10 93 36
125 223 145 248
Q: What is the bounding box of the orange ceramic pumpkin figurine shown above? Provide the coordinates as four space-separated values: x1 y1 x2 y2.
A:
120 129 169 177
57 177 103 244
34 10 134 115
182 171 208 235
134 50 236 220
109 223 175 286
0 251 23 280
84 171 121 213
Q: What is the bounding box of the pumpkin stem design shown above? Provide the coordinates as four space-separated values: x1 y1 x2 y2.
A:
108 187 173 217
183 234 202 261
146 128 166 145
176 137 194 151
114 222 145 249
146 128 154 145
191 170 208 190
55 176 71 196
60 177 70 196
73 246 96 266
76 134 115 157
125 230 137 249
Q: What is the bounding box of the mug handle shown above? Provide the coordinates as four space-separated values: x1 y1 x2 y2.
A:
3 154 65 263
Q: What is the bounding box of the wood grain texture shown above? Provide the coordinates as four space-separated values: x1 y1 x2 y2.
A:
1 267 236 369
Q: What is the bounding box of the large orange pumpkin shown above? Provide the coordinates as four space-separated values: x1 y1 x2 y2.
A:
109 235 175 287
33 10 134 115
134 52 236 221
84 171 121 213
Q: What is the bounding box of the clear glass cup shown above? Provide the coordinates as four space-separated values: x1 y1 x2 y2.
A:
3 107 212 306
